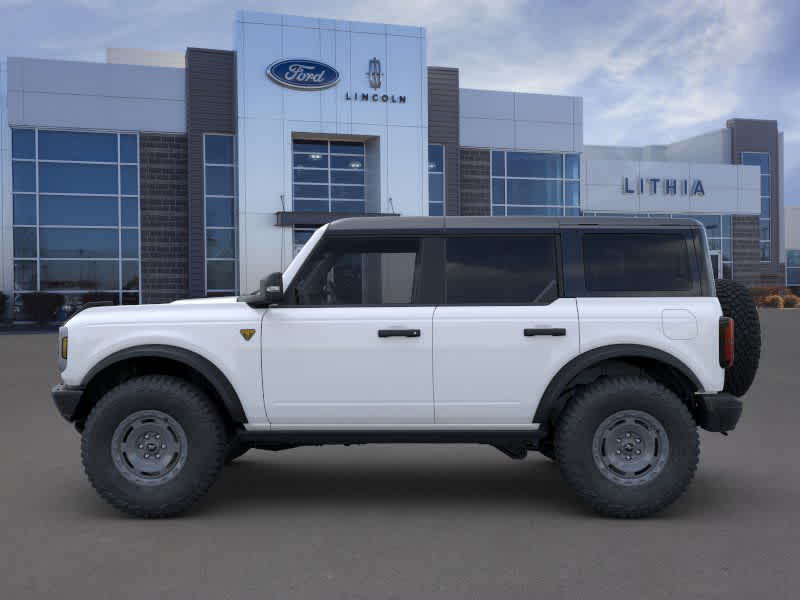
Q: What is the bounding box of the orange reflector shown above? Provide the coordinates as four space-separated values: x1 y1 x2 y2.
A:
719 318 734 368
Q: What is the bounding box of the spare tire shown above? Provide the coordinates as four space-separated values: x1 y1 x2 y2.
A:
715 279 761 396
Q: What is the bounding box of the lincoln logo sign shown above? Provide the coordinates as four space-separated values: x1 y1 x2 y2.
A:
623 176 705 196
266 59 340 90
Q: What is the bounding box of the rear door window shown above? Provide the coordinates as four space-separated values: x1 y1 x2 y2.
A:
582 233 695 293
444 235 559 304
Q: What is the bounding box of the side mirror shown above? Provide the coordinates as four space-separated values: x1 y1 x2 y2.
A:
238 272 284 307
260 272 284 304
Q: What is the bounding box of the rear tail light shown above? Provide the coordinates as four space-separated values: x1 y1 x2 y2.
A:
719 317 734 368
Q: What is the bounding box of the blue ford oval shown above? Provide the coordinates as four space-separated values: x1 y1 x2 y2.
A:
267 59 340 90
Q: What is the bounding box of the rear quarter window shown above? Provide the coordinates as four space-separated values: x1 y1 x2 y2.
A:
582 233 696 294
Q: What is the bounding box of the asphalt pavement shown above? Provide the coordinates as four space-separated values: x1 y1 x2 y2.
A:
1 309 799 599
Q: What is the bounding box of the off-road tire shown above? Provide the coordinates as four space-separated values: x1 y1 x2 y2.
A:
715 278 761 396
555 376 699 518
538 439 556 461
81 375 227 518
225 434 250 464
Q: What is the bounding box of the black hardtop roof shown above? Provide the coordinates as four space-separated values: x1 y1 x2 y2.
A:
327 215 705 233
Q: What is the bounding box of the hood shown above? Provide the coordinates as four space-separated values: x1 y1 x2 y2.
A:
170 296 239 305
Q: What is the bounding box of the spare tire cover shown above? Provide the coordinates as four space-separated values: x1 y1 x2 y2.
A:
715 279 761 396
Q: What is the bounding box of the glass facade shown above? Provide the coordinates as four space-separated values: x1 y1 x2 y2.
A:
11 128 140 320
583 212 733 279
491 150 580 216
292 140 365 213
787 250 800 287
204 134 238 295
741 152 771 262
428 144 444 216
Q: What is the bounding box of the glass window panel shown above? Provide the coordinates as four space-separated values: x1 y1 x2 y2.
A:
121 198 139 227
787 250 800 268
722 239 732 261
40 228 118 258
331 170 365 185
122 261 139 290
12 129 35 159
565 181 580 207
122 229 139 258
13 194 36 225
507 179 563 206
122 293 140 305
121 165 138 195
205 197 234 227
330 141 364 155
760 242 770 261
205 166 234 196
204 135 234 164
120 134 138 163
207 229 236 259
429 173 444 204
14 261 36 291
294 184 329 199
40 195 118 226
722 262 733 280
760 175 770 197
292 237 419 306
428 144 444 172
331 200 366 213
207 260 236 290
692 214 721 236
507 205 563 216
492 205 506 216
445 236 558 304
760 220 770 241
741 152 769 174
38 130 117 162
12 161 35 192
331 155 363 170
13 227 36 258
761 196 770 218
583 234 693 292
293 140 328 154
293 228 316 248
491 151 505 177
507 152 563 179
40 260 119 290
565 154 580 180
39 163 118 194
331 185 364 200
294 199 329 212
492 179 505 204
721 215 732 237
707 238 721 251
429 202 444 217
788 268 800 285
565 207 580 216
293 168 328 184
293 153 329 168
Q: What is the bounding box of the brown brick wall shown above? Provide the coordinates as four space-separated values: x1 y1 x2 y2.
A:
732 215 785 288
428 67 460 215
139 133 189 304
459 149 490 216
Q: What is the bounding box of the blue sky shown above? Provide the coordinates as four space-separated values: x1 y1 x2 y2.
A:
2 0 797 202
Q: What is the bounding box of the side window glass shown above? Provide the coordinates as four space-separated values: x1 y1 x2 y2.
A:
445 235 559 304
291 237 420 306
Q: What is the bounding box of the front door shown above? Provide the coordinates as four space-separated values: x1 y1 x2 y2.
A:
261 235 434 425
433 234 580 424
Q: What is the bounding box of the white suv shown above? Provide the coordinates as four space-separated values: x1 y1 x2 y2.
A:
52 216 760 518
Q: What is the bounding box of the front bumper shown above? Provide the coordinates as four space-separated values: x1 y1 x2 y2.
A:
52 384 85 422
695 392 743 433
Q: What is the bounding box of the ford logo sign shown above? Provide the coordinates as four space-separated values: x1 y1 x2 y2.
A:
267 59 340 90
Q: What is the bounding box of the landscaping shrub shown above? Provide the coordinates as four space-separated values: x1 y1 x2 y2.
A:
782 294 799 308
762 294 784 309
21 292 64 325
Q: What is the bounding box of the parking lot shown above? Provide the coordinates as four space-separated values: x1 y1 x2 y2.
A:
1 309 799 599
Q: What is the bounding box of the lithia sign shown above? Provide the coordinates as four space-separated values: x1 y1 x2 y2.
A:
623 177 705 196
267 57 406 104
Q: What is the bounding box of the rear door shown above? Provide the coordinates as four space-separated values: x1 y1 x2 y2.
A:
432 234 580 424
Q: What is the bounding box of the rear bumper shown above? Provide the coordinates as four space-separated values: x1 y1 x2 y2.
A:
52 384 85 422
695 392 743 433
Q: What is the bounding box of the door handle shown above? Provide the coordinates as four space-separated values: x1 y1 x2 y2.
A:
378 329 421 338
524 328 566 337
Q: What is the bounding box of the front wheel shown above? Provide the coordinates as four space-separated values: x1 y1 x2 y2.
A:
81 375 227 518
555 376 699 518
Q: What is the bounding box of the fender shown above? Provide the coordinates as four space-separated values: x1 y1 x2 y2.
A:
533 344 702 425
82 344 247 423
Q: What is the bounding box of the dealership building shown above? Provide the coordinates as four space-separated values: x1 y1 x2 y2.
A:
0 11 788 320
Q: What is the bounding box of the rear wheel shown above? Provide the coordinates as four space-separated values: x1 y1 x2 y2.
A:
81 375 227 518
555 376 699 518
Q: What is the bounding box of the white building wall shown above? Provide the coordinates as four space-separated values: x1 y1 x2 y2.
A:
585 130 731 165
7 58 185 132
235 11 429 292
459 89 582 152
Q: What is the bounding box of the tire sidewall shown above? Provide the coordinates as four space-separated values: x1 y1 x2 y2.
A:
82 377 225 512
